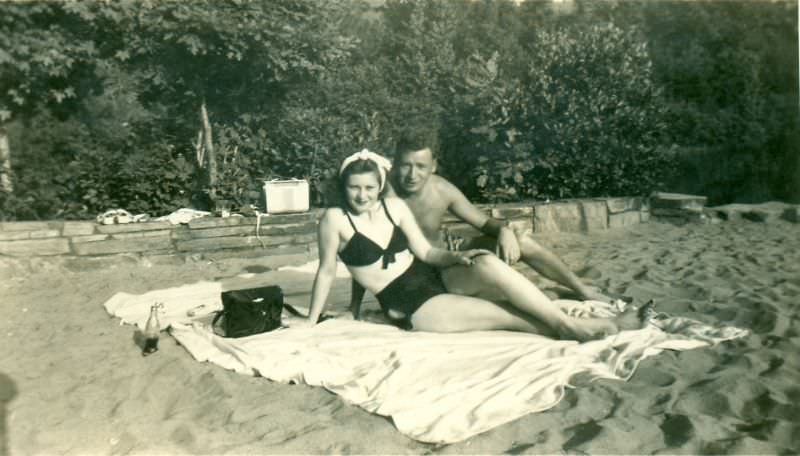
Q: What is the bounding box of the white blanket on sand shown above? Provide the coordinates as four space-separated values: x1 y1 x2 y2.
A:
104 283 747 444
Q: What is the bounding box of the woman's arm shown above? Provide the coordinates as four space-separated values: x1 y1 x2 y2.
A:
306 209 341 323
390 198 479 268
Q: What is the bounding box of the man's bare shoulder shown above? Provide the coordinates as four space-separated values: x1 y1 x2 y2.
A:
429 175 466 202
383 196 410 214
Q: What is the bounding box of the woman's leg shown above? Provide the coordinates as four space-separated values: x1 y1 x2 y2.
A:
442 254 638 341
409 293 557 335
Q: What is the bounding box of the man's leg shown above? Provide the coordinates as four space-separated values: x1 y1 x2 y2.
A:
515 232 611 302
448 232 610 302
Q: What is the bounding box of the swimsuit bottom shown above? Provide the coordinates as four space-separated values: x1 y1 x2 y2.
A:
375 257 447 329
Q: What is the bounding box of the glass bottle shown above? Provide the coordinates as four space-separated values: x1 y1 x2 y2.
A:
142 303 162 356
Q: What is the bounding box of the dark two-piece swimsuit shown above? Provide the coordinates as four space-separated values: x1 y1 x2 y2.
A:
338 199 447 329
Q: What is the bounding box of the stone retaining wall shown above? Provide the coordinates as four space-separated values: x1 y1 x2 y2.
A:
0 197 651 265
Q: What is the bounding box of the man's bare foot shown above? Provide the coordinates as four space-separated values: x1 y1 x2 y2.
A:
579 286 614 303
614 306 646 332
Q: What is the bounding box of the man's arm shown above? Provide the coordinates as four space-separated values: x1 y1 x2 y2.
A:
442 178 491 231
444 178 520 263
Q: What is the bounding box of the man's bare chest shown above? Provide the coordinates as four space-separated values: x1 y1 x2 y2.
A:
405 197 449 241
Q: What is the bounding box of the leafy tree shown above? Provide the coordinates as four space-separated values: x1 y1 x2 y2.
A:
642 0 798 203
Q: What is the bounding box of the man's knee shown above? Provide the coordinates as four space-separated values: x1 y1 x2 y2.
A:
517 232 547 259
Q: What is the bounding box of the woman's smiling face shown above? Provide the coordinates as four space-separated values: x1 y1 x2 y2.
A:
345 171 381 213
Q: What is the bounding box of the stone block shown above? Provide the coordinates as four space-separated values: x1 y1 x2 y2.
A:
188 221 316 239
62 222 96 236
0 221 55 232
609 211 642 229
508 219 533 237
64 254 142 272
440 212 462 224
72 237 173 256
111 230 173 240
650 192 707 211
171 226 192 241
96 220 173 234
201 244 313 263
187 216 246 229
0 238 71 256
0 231 30 241
29 229 61 239
441 205 490 225
711 202 789 223
442 222 483 239
187 211 323 229
175 234 295 252
490 204 534 220
533 202 583 233
70 234 110 243
262 221 317 236
580 201 608 231
257 211 322 226
651 208 703 218
606 197 642 214
740 210 770 222
782 206 800 223
145 254 188 267
640 210 650 223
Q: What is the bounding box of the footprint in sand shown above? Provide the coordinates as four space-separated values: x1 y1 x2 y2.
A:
733 308 777 334
169 424 197 450
644 391 673 415
561 420 603 452
575 265 602 279
660 413 695 447
631 365 676 387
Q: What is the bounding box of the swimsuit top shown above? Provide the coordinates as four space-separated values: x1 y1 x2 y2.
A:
339 199 409 269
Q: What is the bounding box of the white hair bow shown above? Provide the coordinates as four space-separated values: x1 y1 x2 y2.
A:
339 149 393 190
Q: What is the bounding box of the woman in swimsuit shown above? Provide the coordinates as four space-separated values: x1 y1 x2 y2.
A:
290 150 640 341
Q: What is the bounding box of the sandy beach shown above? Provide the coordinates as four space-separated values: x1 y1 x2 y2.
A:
2 218 798 455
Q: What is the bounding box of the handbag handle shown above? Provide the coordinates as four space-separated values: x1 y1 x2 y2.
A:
211 311 225 335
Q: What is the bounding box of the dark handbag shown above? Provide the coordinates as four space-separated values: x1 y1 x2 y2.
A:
212 286 285 338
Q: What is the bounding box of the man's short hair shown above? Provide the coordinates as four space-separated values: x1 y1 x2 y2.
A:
393 126 440 162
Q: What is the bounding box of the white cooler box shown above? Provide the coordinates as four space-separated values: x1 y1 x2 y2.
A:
262 179 310 214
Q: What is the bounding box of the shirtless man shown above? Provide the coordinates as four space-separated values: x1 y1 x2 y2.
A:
349 134 610 318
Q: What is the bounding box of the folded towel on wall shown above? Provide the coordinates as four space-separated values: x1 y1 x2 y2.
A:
104 282 747 444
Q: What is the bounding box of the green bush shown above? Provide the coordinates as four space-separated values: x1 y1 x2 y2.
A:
1 0 795 221
444 22 674 202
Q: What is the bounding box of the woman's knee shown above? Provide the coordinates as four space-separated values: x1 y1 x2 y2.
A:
470 254 510 283
472 252 505 269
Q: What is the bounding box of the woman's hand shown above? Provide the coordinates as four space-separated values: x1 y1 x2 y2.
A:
453 249 493 266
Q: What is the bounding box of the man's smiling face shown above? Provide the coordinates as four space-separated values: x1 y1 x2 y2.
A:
394 147 437 195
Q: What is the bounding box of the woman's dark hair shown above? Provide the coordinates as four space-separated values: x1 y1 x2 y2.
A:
338 159 387 211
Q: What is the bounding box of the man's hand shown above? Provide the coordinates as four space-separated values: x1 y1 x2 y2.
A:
496 227 521 264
